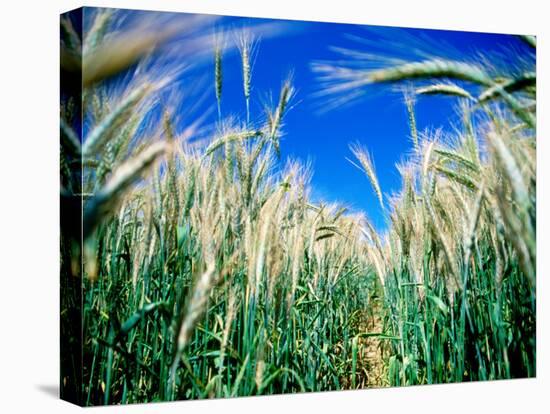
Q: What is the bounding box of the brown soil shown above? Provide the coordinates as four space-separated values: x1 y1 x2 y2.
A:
352 297 388 389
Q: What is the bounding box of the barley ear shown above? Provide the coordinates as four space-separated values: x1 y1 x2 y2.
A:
404 91 419 152
349 143 384 210
214 31 224 120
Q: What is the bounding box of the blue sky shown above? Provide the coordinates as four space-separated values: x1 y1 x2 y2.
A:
196 16 531 231
84 8 533 232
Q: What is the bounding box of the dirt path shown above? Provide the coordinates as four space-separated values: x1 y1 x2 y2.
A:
355 297 388 388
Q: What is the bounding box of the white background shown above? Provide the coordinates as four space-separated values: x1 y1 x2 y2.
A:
0 0 547 412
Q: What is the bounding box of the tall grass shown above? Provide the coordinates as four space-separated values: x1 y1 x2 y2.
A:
79 115 376 403
61 8 536 405
332 37 536 386
62 9 379 405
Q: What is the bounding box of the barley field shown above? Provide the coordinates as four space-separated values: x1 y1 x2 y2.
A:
60 8 536 406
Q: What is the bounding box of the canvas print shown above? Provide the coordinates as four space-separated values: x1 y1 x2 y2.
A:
60 7 536 406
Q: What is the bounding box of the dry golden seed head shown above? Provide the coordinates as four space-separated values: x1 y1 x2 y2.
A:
269 78 295 143
239 37 251 96
463 184 485 265
222 288 239 352
425 196 460 288
422 141 435 187
84 141 166 239
486 131 529 207
404 91 419 152
416 83 474 100
255 359 265 390
83 83 152 157
176 262 217 353
368 59 494 87
237 30 256 123
349 143 384 210
82 26 178 87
